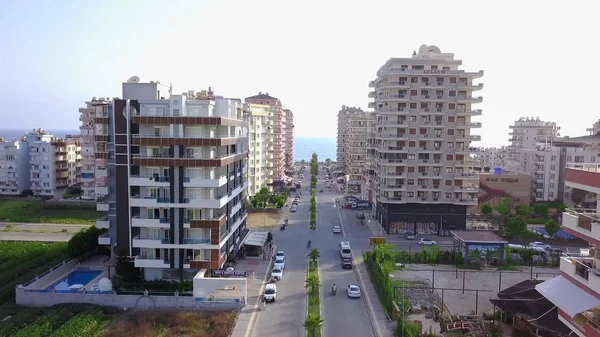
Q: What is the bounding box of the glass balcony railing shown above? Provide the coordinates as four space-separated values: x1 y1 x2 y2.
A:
182 238 211 244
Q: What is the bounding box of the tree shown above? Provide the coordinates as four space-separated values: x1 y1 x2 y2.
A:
115 252 141 282
308 249 320 263
544 219 561 238
534 203 549 218
266 232 273 243
303 312 325 336
495 203 510 225
506 216 528 237
516 205 533 217
480 203 493 216
305 274 321 289
325 158 331 164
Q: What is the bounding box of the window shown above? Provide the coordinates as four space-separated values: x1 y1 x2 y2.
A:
408 154 415 160
549 183 555 188
448 103 456 110
550 156 556 161
410 90 418 96
449 78 457 83
445 192 452 198
408 166 415 173
549 192 554 198
449 90 456 97
411 77 419 83
447 116 455 123
407 192 414 197
445 179 453 185
409 116 417 122
409 141 416 147
447 142 454 148
447 129 455 136
410 103 417 109
550 174 555 179
566 156 572 162
446 154 454 161
550 165 556 170
592 156 596 162
445 167 454 173
407 179 414 185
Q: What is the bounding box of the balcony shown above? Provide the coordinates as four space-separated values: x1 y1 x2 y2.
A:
375 133 408 140
456 96 483 104
562 210 600 243
453 185 479 193
98 233 110 245
378 196 405 203
377 68 484 78
377 158 407 166
456 109 483 116
456 134 481 142
134 255 170 268
96 185 109 195
132 234 170 248
131 216 171 228
376 107 410 114
132 151 247 168
368 80 375 88
96 196 109 212
560 256 600 297
128 175 170 187
457 83 484 91
96 215 109 229
565 164 600 194
376 94 410 102
456 198 478 206
183 175 228 188
182 238 211 244
455 172 478 179
456 121 482 128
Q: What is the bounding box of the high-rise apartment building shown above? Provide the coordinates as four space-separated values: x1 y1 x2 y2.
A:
336 106 365 171
541 164 600 337
283 108 294 168
505 117 559 171
79 97 111 201
245 93 287 189
246 103 273 196
368 44 483 235
362 116 377 204
100 78 248 281
344 111 373 194
473 147 507 169
0 139 28 195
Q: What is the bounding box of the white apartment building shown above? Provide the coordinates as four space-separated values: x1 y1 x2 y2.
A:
473 147 507 169
79 98 111 200
246 103 273 196
100 78 249 281
337 105 365 172
345 111 373 194
505 117 559 171
362 117 377 204
0 139 28 195
368 44 483 236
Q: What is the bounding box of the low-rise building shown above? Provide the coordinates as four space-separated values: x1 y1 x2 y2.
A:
471 171 531 213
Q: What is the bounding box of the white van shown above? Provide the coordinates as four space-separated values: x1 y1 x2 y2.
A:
339 241 352 258
264 284 277 302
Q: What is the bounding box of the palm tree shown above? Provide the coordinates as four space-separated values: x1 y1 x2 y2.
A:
307 248 320 263
303 312 324 335
305 274 320 289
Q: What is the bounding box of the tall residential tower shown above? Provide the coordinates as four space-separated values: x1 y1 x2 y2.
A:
369 44 483 235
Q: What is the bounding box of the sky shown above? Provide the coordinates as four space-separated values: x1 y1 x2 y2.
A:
0 0 598 147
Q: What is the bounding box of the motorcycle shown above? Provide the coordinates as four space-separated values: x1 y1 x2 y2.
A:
279 225 285 231
332 287 337 296
320 189 323 193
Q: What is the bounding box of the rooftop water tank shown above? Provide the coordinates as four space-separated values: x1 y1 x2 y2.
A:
494 167 503 175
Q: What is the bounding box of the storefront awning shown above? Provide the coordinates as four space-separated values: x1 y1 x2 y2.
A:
242 231 268 247
535 276 600 317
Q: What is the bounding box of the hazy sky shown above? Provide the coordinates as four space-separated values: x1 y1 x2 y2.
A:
0 0 597 146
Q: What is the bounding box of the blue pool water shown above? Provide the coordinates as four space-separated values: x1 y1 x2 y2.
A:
46 268 102 291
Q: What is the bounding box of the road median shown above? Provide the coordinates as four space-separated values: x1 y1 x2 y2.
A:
305 253 323 337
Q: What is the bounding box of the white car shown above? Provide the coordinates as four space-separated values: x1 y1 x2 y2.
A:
275 251 285 259
271 267 283 280
419 238 437 246
290 206 297 213
529 242 551 250
347 284 361 298
264 284 277 302
332 225 341 234
274 257 286 270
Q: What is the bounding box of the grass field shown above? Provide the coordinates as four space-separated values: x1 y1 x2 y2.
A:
0 200 100 224
0 242 239 337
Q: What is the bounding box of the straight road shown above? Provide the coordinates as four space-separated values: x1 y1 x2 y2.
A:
0 232 72 242
251 174 311 337
316 178 375 337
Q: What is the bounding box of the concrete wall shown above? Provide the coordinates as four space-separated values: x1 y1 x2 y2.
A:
16 288 243 311
192 270 247 302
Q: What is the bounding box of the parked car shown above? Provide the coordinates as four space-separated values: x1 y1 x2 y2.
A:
271 267 283 280
419 238 437 246
529 242 552 250
274 257 286 270
332 225 341 234
290 206 297 213
347 284 361 298
404 232 415 240
275 251 285 259
341 257 352 269
264 284 277 302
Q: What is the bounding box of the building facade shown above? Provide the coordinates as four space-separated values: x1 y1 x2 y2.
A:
336 106 365 171
542 163 600 337
283 108 294 168
246 103 273 196
100 78 249 281
505 117 559 171
345 111 373 194
473 146 507 169
0 139 28 195
368 44 483 236
474 172 531 213
245 93 286 188
79 98 111 200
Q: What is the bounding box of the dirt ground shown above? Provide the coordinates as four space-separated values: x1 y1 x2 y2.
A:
246 211 283 230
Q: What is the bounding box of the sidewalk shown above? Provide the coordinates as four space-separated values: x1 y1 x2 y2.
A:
230 245 276 337
353 250 396 337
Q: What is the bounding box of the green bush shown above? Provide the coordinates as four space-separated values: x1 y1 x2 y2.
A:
67 226 103 257
396 319 421 337
364 247 396 316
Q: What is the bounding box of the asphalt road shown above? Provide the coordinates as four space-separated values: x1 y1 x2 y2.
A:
316 181 375 337
251 175 311 337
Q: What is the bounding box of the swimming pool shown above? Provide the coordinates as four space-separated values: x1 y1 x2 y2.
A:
46 268 102 291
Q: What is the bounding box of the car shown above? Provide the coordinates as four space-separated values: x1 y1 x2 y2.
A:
341 257 352 269
419 238 437 246
271 267 283 280
347 284 361 298
404 232 415 240
356 212 365 219
290 206 297 213
293 197 300 202
529 242 552 250
332 225 341 234
275 251 285 259
264 284 277 302
274 257 286 270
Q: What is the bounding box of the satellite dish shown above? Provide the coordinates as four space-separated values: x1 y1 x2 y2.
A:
129 76 140 83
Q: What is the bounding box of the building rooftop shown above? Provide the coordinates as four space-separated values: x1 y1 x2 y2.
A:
451 230 507 243
246 92 278 100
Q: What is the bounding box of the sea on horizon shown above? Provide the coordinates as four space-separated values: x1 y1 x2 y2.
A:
0 129 336 162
